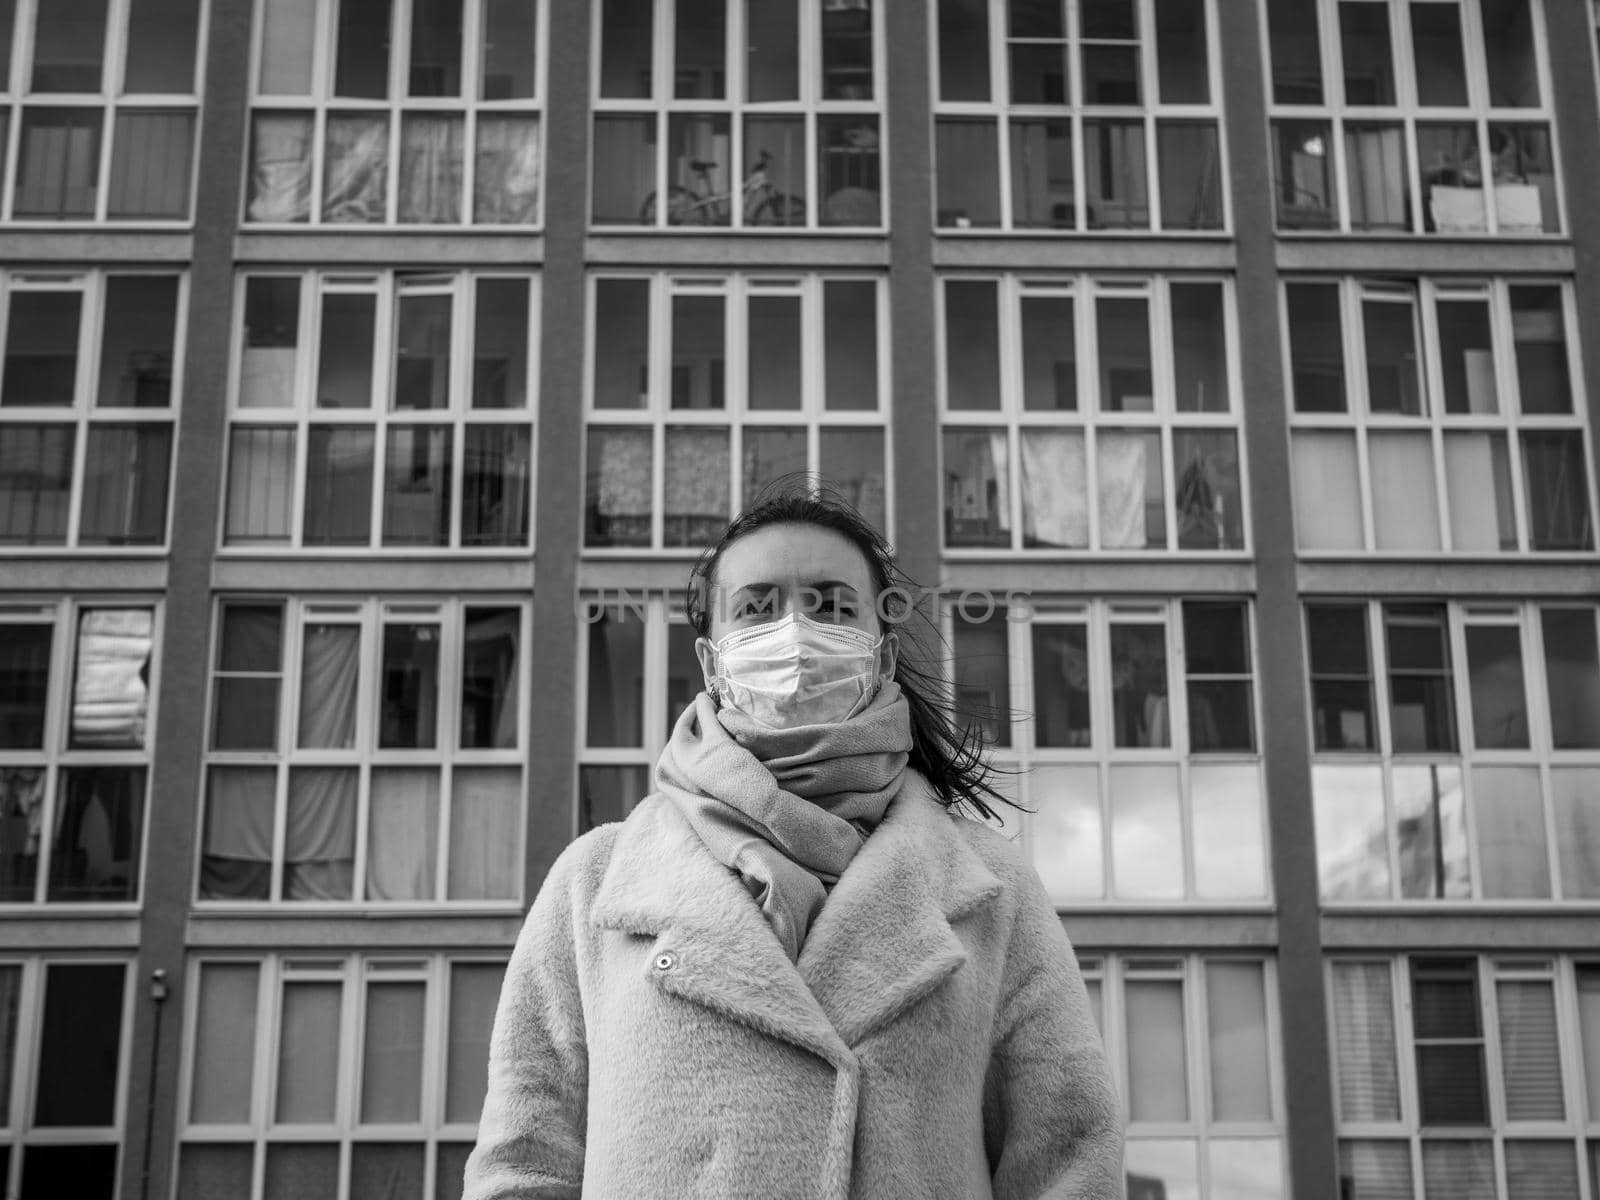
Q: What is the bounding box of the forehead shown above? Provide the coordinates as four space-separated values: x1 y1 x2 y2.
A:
714 523 875 594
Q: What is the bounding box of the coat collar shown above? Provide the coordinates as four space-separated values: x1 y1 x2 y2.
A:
589 774 1002 1058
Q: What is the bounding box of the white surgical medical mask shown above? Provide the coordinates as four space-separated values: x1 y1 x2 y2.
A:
707 611 884 730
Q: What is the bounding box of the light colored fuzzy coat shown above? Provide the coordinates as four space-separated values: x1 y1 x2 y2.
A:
463 773 1123 1199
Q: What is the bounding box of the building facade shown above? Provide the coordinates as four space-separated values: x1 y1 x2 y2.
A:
1 1 1599 1197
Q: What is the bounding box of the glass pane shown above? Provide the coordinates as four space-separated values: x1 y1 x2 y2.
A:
1206 962 1270 1120
303 427 375 544
446 962 505 1122
335 0 391 97
741 427 805 506
1082 50 1140 106
1032 625 1090 747
1158 121 1221 230
247 113 313 222
585 427 651 547
214 605 282 741
1287 283 1346 411
107 110 194 217
586 606 644 747
1028 765 1102 901
50 766 145 901
1489 124 1555 233
1268 0 1323 104
125 0 199 92
99 277 178 407
409 0 461 96
939 0 990 101
259 0 315 94
1274 119 1336 227
1511 286 1571 414
264 1144 339 1200
481 0 536 98
1341 1 1395 103
190 963 259 1124
0 624 51 748
21 1145 119 1198
1191 765 1266 899
675 0 725 99
1410 3 1466 105
1126 978 1188 1120
1020 294 1075 412
381 425 452 546
824 281 877 411
1542 609 1600 749
666 623 700 730
380 623 439 749
1386 606 1456 751
1395 764 1469 898
1208 1140 1283 1200
1497 981 1564 1120
820 0 873 99
600 0 652 97
3 292 82 406
463 425 530 545
1551 768 1600 898
1345 123 1408 230
1124 1141 1199 1200
1084 119 1148 228
1504 1142 1578 1200
177 1145 253 1200
461 608 519 750
1364 298 1424 415
225 427 296 544
317 293 376 408
1110 765 1183 899
200 765 274 900
1472 766 1548 898
1464 626 1527 749
1173 430 1242 551
1010 119 1074 229
664 113 731 226
935 119 999 228
1110 624 1169 747
472 279 529 409
744 116 806 226
398 114 464 223
284 768 356 900
0 1 13 92
32 0 106 91
1314 763 1390 898
663 427 729 547
1169 284 1226 412
71 609 154 749
79 425 171 544
1331 962 1400 1120
1097 430 1164 549
36 962 124 1125
275 981 341 1122
350 1144 423 1200
1370 432 1440 550
590 115 652 225
322 113 389 222
448 767 520 900
1420 1141 1495 1200
297 624 359 749
945 281 1000 409
361 981 425 1121
1520 431 1592 551
1441 431 1515 551
1019 430 1087 549
748 294 800 411
1096 296 1151 411
592 279 649 409
1420 124 1484 234
818 428 886 532
1010 35 1066 106
818 115 881 226
578 764 650 832
14 109 102 217
1480 0 1538 106
943 430 1010 547
953 607 1010 748
435 1145 472 1200
1155 0 1207 102
1580 967 1600 1112
0 425 73 544
671 294 725 409
746 1 797 100
1436 299 1495 414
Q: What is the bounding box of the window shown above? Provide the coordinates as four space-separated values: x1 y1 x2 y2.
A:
177 953 505 1200
0 0 201 221
1286 277 1594 553
1330 955 1597 1200
932 0 1224 231
246 0 542 225
0 602 156 905
577 594 701 832
1266 0 1559 234
593 0 881 228
1306 600 1600 902
952 598 1268 903
1081 954 1285 1199
941 275 1246 552
584 274 887 549
199 598 527 904
222 270 536 550
0 271 183 547
0 957 133 1199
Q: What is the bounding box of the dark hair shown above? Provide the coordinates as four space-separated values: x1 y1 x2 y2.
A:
685 479 1023 822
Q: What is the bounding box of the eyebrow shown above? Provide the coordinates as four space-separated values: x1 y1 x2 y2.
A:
731 580 861 597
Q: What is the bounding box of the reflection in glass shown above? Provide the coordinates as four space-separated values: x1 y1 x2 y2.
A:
818 429 885 532
1123 1141 1199 1200
1110 625 1168 748
1110 765 1182 899
1208 1140 1283 1200
579 764 649 832
1031 626 1090 748
1028 766 1101 901
945 281 1001 409
1313 764 1389 899
1393 764 1468 899
1471 766 1548 898
1191 765 1266 900
586 607 644 747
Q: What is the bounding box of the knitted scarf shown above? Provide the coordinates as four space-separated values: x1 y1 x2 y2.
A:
654 681 913 961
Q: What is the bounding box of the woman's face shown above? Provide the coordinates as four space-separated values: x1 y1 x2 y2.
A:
695 522 898 684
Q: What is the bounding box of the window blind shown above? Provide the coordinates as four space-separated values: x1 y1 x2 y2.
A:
1331 962 1400 1121
1495 980 1565 1121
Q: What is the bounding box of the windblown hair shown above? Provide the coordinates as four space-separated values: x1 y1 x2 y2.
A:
685 479 1022 822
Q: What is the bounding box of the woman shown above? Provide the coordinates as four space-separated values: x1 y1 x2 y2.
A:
464 490 1123 1199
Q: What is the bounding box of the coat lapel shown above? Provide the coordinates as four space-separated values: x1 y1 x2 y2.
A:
797 777 1003 1046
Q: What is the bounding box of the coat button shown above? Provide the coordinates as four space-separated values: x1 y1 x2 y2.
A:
654 951 677 971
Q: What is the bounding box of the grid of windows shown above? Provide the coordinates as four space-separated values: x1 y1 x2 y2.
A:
591 0 881 229
0 957 133 1199
0 270 183 548
245 0 542 226
933 0 1225 232
1265 0 1560 235
176 953 504 1200
1285 277 1595 553
584 273 887 549
951 598 1269 903
1307 599 1600 902
577 594 700 833
222 270 536 550
0 0 201 222
0 601 155 905
1082 954 1285 1200
1329 954 1600 1200
941 274 1246 552
198 597 527 905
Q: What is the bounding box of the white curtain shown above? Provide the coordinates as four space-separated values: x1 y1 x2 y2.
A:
226 427 295 543
1096 431 1148 548
399 115 463 223
1551 767 1600 898
323 115 389 223
1345 126 1407 228
298 625 360 748
1019 430 1087 547
1125 979 1188 1122
72 610 153 748
366 769 439 901
247 115 313 222
1370 433 1440 550
1444 433 1511 551
360 982 425 1122
1330 962 1400 1121
1205 962 1270 1121
447 768 520 900
201 766 275 899
475 116 540 223
284 768 356 900
1292 431 1363 550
